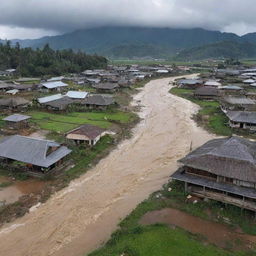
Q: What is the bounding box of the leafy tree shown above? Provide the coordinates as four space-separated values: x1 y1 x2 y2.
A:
0 42 107 77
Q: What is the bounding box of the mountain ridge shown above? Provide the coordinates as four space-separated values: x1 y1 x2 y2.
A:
4 26 256 59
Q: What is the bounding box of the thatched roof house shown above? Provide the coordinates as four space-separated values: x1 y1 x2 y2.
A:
194 87 218 99
92 83 119 92
0 97 30 109
226 111 256 130
171 137 256 211
81 95 114 109
221 96 256 111
42 96 74 111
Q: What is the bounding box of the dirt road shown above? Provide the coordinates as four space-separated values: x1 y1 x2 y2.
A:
0 75 215 256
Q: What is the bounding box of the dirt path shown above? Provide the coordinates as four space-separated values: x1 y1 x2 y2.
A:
0 75 215 256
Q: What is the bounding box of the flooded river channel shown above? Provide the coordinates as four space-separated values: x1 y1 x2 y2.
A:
0 75 215 256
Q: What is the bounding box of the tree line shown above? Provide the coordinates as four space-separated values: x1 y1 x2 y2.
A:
0 41 108 77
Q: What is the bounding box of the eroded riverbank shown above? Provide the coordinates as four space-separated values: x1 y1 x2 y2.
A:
0 75 215 256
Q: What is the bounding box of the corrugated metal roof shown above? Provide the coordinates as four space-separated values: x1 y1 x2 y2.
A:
220 85 242 90
0 135 71 168
47 76 64 82
243 79 255 84
3 114 31 122
66 91 88 99
204 80 221 87
38 94 63 104
41 81 68 89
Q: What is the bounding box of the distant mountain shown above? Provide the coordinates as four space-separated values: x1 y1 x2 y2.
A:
174 41 256 60
6 26 256 59
10 27 240 57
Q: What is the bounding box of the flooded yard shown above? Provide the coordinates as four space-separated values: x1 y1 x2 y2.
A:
140 208 256 251
0 176 47 204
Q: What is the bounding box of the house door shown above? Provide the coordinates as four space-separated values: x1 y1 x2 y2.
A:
240 123 244 128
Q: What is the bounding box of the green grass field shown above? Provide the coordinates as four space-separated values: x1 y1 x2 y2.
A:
170 88 232 136
27 111 137 133
90 225 237 256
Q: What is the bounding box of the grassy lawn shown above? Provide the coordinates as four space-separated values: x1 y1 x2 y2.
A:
170 87 232 136
27 110 137 133
64 135 114 181
90 225 235 256
89 181 254 256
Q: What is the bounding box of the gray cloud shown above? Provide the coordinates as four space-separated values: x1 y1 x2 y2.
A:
1 0 256 39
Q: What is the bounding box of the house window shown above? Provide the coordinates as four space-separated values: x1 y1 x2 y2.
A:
225 177 233 184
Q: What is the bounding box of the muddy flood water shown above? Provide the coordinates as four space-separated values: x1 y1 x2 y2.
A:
0 177 46 204
140 208 256 251
0 75 215 256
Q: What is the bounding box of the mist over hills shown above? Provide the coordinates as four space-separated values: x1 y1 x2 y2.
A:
5 26 256 60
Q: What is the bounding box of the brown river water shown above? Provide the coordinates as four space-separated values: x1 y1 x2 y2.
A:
0 177 46 204
0 75 215 256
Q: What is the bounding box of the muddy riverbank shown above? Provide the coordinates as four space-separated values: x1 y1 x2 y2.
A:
0 75 215 256
140 208 256 251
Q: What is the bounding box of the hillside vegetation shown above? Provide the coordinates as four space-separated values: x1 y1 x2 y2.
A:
8 26 256 60
0 42 107 76
175 41 256 60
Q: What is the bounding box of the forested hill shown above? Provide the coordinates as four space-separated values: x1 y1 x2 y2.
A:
12 27 240 59
174 41 256 61
6 26 256 60
0 42 107 77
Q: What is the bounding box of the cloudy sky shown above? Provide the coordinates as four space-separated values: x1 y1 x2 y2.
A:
1 0 256 39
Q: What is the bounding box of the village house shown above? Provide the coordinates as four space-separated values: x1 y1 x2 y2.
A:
38 94 63 105
0 82 13 92
3 114 31 129
47 76 65 82
177 79 203 89
215 69 240 77
92 83 119 93
194 87 219 100
204 80 222 87
66 124 113 146
243 79 255 85
40 81 68 92
0 135 71 175
0 97 30 110
226 111 256 131
13 84 37 92
65 91 88 99
220 96 256 112
218 85 243 95
81 94 115 110
246 92 256 100
118 78 130 88
41 96 74 111
171 137 256 211
86 78 101 84
0 69 16 77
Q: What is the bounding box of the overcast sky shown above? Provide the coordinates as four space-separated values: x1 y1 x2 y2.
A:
1 0 256 39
